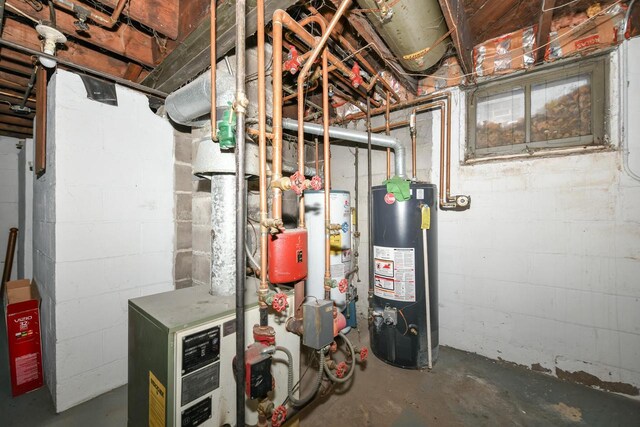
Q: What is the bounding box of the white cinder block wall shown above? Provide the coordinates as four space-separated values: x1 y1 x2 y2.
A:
33 70 175 412
0 136 20 281
333 42 640 396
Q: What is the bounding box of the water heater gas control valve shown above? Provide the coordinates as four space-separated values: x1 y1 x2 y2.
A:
383 306 398 326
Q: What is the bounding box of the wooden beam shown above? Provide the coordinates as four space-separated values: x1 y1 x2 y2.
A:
0 113 33 127
437 0 474 76
123 63 144 81
0 130 31 139
6 3 156 67
3 18 130 78
0 122 32 134
0 58 33 76
0 94 36 109
35 67 46 175
143 0 298 93
536 0 556 63
0 50 34 67
97 0 180 40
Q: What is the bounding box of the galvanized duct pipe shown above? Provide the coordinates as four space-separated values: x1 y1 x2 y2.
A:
282 118 407 178
164 68 235 126
210 175 237 296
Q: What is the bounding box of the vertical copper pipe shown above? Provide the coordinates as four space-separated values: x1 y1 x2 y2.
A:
257 0 268 304
385 91 391 179
210 0 218 141
445 92 452 200
272 12 284 220
2 227 18 288
411 112 417 180
296 17 326 228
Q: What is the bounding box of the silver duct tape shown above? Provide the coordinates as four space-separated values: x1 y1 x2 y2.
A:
494 37 512 72
211 174 237 296
523 26 536 68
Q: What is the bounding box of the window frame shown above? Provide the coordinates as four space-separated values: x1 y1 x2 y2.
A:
466 54 608 160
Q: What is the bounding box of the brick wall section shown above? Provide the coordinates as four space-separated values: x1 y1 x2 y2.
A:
174 128 193 289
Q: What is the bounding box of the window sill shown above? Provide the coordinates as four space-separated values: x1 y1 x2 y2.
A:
463 144 614 165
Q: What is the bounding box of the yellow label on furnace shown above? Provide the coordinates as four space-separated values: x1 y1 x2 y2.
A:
330 233 342 251
149 371 166 427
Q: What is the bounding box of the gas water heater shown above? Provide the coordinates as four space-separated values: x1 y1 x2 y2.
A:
304 190 353 310
369 183 438 369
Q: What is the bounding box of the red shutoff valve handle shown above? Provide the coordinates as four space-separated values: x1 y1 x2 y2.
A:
338 278 348 294
284 46 300 75
271 292 289 313
290 171 306 195
350 63 364 88
272 405 287 427
310 175 323 190
359 347 369 362
335 361 347 379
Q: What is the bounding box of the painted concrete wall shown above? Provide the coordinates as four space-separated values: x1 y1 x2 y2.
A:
0 136 20 281
333 43 640 395
18 138 34 279
33 70 175 411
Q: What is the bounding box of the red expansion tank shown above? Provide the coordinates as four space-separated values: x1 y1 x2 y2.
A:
268 228 308 284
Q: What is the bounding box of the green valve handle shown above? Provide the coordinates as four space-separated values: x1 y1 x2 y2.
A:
217 105 236 150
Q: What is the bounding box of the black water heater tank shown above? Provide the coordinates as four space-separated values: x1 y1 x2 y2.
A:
369 182 438 369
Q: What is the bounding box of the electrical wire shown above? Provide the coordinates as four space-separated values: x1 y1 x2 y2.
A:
5 2 39 23
542 0 580 13
398 309 409 336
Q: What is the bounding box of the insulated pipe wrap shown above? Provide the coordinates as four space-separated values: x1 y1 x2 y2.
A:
282 118 406 178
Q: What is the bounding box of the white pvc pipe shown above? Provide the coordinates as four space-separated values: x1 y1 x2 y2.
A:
423 227 432 370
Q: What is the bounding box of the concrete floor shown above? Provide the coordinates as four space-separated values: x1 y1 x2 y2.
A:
2 318 639 426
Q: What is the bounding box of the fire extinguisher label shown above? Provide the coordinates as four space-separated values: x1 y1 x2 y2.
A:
373 246 416 302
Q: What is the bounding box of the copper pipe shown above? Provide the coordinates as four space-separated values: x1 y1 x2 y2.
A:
411 120 417 180
272 11 285 221
210 0 218 141
52 0 127 28
338 92 450 122
297 16 326 229
282 80 317 102
306 5 398 102
362 96 454 206
385 91 391 180
257 0 268 305
247 127 274 139
321 0 352 298
2 227 17 289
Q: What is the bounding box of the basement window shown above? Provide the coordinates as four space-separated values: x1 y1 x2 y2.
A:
466 55 607 159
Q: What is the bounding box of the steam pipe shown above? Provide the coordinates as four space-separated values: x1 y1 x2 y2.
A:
366 97 373 304
20 65 37 108
234 0 247 424
282 118 407 179
210 0 218 141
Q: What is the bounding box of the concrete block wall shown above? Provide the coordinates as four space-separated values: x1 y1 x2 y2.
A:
33 70 175 411
0 136 20 281
175 127 193 289
433 48 640 395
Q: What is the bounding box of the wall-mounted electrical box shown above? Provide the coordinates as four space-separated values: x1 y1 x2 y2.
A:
128 282 299 426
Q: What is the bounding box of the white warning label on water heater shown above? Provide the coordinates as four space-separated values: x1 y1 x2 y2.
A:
373 246 416 302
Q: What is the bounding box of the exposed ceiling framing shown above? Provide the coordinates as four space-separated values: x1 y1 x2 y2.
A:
0 0 633 139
